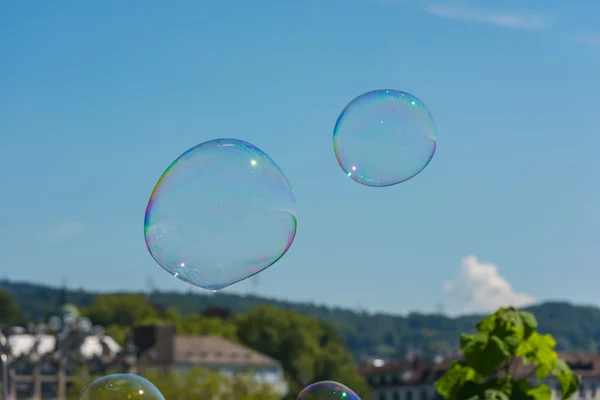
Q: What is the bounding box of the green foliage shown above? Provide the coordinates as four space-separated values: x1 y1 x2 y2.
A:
0 289 21 323
236 306 371 400
103 324 130 346
142 367 279 400
79 294 239 343
435 307 581 400
69 367 278 400
82 294 158 327
77 296 369 400
177 313 238 340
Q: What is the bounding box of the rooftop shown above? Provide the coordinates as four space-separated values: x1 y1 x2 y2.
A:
6 333 121 359
173 335 280 367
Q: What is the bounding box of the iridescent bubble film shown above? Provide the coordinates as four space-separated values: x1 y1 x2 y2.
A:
144 138 297 291
297 381 361 400
77 374 165 400
333 89 437 187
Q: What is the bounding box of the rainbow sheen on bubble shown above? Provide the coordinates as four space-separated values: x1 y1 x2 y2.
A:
333 89 437 187
144 138 297 292
77 374 164 400
297 381 361 400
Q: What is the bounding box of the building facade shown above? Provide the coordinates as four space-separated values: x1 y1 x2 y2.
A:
0 304 137 400
133 324 288 396
360 359 447 400
360 354 600 400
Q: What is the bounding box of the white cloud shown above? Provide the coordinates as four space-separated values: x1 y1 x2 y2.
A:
43 221 84 243
444 255 536 314
424 4 551 30
576 34 600 47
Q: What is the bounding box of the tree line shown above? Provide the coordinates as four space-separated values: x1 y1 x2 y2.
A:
0 289 371 400
3 281 600 361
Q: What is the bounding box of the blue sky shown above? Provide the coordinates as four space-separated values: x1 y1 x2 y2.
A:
1 0 598 315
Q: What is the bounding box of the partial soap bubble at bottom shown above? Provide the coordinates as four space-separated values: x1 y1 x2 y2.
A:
297 381 361 400
77 374 165 400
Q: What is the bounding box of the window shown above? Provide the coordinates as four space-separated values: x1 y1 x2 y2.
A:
260 369 279 383
89 361 106 375
41 382 58 399
65 362 76 376
378 393 387 400
420 389 428 400
40 362 58 375
392 392 400 400
16 382 34 399
13 361 33 375
407 391 413 400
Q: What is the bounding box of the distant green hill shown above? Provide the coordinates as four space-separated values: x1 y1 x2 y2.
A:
2 280 598 359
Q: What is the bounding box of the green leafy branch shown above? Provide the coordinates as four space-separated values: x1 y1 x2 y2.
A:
435 307 581 400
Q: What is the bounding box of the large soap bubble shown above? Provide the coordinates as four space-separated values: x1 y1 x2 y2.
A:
144 138 297 291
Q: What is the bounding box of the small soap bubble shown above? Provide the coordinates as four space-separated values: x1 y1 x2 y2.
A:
333 89 437 187
77 374 164 400
144 138 297 292
297 381 361 400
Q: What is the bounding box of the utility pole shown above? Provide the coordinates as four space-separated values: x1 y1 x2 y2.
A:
0 330 8 400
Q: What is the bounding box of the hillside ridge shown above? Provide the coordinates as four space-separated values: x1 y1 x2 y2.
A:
2 280 597 359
